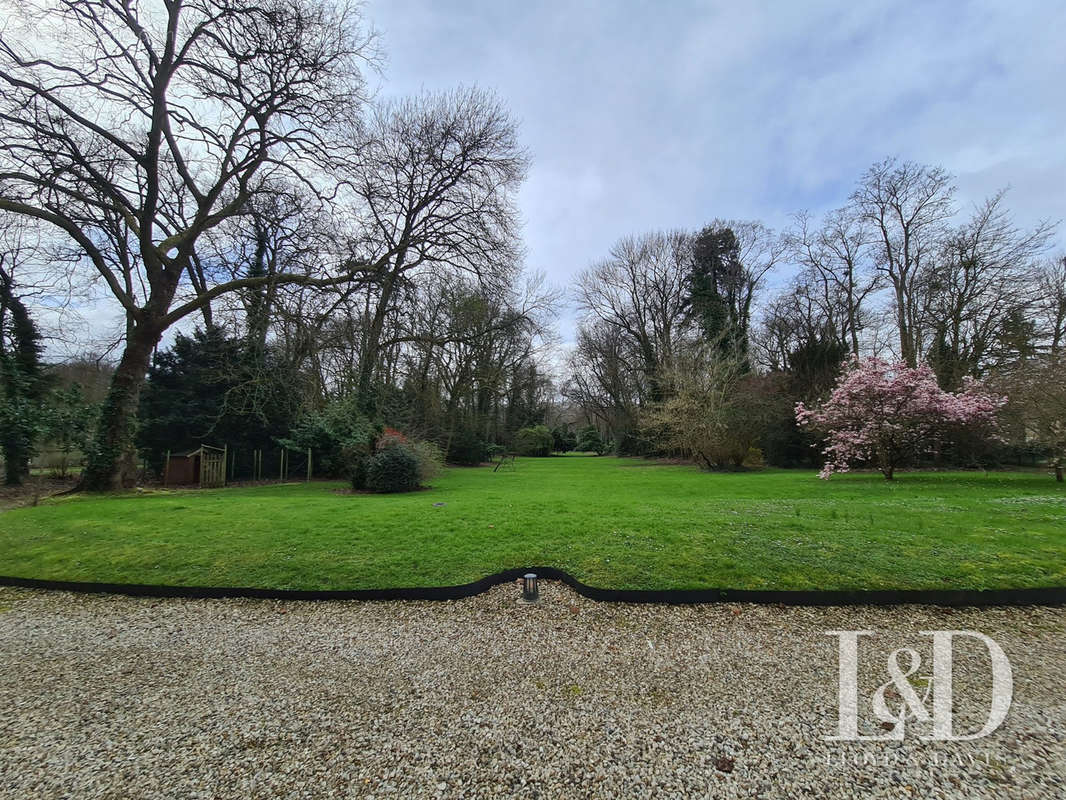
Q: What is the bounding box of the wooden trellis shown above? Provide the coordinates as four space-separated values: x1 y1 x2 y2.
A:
198 444 227 488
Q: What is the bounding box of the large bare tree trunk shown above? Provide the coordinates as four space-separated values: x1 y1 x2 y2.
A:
356 258 406 413
895 284 916 367
81 322 164 490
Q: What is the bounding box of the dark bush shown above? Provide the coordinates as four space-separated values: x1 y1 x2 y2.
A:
364 444 420 493
514 424 553 457
447 428 488 465
933 425 1010 469
343 442 370 490
614 431 650 456
761 415 820 468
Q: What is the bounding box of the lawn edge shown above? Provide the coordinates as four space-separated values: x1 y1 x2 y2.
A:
2 570 1065 606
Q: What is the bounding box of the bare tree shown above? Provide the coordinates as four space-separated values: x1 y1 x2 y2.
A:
920 192 1054 387
850 158 956 366
563 319 645 437
0 216 39 344
200 182 334 347
343 87 528 413
788 207 879 356
993 355 1066 481
420 278 555 447
752 281 840 372
0 0 375 489
575 230 693 403
1037 255 1066 357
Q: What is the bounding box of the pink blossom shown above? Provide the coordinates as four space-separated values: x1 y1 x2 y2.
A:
796 358 1005 479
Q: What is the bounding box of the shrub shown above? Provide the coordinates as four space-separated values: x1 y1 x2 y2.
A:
364 444 420 493
347 452 368 489
341 439 373 490
347 428 439 490
409 439 444 483
42 384 96 478
742 447 765 468
551 426 577 453
642 355 782 468
761 414 821 468
514 424 553 457
575 425 607 455
282 399 378 478
447 428 488 465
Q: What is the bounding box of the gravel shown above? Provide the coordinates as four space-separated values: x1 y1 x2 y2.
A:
0 582 1063 799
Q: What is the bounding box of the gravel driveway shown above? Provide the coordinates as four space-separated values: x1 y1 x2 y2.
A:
1 583 1063 799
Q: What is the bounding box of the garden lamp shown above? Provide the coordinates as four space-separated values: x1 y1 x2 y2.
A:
522 573 539 602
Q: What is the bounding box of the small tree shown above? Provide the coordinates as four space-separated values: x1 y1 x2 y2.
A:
446 428 488 466
281 399 378 480
796 358 1004 480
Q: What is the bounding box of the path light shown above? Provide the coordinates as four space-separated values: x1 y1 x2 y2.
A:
522 573 539 602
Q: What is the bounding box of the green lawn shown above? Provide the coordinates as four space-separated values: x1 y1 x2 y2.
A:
1 456 1064 591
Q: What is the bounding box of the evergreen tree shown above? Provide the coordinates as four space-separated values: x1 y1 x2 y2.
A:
137 327 297 466
0 270 47 484
689 225 752 366
690 227 736 347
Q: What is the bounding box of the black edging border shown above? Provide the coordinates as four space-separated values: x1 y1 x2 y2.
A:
2 569 1065 606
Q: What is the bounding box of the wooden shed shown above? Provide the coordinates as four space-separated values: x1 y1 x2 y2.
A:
163 445 226 488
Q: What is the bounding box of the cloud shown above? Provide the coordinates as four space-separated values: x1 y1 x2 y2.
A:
367 0 1065 320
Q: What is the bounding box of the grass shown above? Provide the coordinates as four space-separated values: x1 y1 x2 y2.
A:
0 456 1064 591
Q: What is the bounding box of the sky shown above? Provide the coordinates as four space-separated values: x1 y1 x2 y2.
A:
364 0 1066 340
23 0 1066 358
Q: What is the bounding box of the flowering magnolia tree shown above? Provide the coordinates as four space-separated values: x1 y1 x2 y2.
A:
796 359 1005 479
